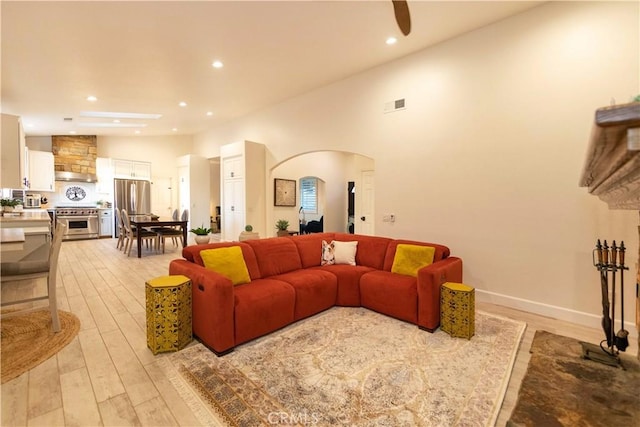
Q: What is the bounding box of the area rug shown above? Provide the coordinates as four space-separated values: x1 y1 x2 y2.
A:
1 309 80 384
507 330 640 427
171 307 526 426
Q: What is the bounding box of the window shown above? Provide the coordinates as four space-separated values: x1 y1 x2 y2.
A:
300 177 317 214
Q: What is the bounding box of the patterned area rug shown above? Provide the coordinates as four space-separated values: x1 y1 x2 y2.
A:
507 330 640 426
1 309 80 384
172 307 526 426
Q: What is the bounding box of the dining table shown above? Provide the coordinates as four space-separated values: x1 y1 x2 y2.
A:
130 216 189 258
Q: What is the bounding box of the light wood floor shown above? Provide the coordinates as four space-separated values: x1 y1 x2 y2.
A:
1 237 637 426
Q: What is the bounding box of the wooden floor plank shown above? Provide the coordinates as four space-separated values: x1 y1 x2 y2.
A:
101 329 159 406
98 393 142 427
28 407 65 427
59 367 103 426
26 356 61 420
1 373 29 427
78 328 125 403
56 336 86 375
133 396 177 427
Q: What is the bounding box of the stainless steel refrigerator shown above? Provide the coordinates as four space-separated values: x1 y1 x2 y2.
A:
114 179 151 236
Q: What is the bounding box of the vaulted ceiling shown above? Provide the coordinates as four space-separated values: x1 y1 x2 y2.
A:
1 1 542 137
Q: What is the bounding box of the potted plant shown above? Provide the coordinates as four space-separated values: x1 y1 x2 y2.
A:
190 225 212 244
275 219 290 237
1 198 21 213
239 224 260 241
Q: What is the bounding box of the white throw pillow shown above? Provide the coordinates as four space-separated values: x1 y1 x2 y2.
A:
333 241 358 266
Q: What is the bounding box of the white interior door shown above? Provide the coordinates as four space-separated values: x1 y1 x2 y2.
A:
151 177 173 218
357 170 375 235
178 166 189 226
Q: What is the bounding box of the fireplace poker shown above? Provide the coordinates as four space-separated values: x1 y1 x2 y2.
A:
601 240 613 348
615 241 630 352
610 241 618 352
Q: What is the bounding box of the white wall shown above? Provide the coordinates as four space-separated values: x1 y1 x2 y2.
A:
191 2 640 333
271 151 372 236
98 134 193 217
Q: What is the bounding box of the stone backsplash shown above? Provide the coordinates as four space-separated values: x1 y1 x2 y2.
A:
52 135 97 174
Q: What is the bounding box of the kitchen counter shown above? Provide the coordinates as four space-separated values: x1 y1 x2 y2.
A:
0 210 51 224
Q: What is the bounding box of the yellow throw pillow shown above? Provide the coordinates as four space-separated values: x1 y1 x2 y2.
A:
200 246 251 285
391 244 435 277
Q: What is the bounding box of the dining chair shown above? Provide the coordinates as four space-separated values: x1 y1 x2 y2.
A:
154 209 183 253
121 209 157 256
114 208 125 250
1 222 67 332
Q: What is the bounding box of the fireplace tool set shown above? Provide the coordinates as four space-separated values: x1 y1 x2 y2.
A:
582 239 630 368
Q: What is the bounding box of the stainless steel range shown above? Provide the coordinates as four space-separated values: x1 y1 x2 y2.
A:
55 206 99 240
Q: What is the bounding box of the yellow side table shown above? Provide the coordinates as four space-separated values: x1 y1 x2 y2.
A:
440 282 475 339
146 275 192 354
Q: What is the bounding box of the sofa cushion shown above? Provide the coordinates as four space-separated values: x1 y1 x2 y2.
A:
200 246 251 285
391 244 435 277
360 271 418 323
234 278 295 345
273 269 338 320
290 233 335 268
245 238 303 278
333 233 391 269
311 264 376 306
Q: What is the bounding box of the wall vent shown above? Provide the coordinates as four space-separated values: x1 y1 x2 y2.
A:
384 98 406 114
63 117 73 121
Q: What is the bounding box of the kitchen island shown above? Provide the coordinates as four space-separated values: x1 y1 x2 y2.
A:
0 210 51 262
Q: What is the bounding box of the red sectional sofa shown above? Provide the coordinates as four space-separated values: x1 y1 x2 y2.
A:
169 232 463 355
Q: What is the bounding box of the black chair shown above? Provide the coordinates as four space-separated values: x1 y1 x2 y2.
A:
304 216 323 234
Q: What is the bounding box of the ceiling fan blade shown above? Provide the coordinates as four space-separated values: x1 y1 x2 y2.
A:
392 0 411 36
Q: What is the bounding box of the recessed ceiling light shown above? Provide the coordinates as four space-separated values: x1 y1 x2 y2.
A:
386 37 397 45
179 101 187 107
134 130 141 134
172 128 178 132
69 130 76 134
113 119 120 123
80 111 162 119
212 60 224 69
206 111 213 116
87 95 98 102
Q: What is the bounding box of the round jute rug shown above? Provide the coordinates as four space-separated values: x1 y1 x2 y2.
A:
1 309 80 384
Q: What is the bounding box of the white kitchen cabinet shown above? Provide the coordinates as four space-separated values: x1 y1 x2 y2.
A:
1 113 28 189
220 141 265 241
28 150 55 192
113 159 151 180
96 157 114 194
99 209 113 237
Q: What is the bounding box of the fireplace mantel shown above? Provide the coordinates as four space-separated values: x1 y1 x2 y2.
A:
579 102 640 209
579 102 640 361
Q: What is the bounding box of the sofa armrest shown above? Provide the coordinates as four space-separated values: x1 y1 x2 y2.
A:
416 257 463 331
169 259 236 354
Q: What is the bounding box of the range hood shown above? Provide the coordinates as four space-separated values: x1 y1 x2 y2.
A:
55 171 98 183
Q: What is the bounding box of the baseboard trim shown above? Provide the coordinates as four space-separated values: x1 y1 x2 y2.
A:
475 289 638 338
